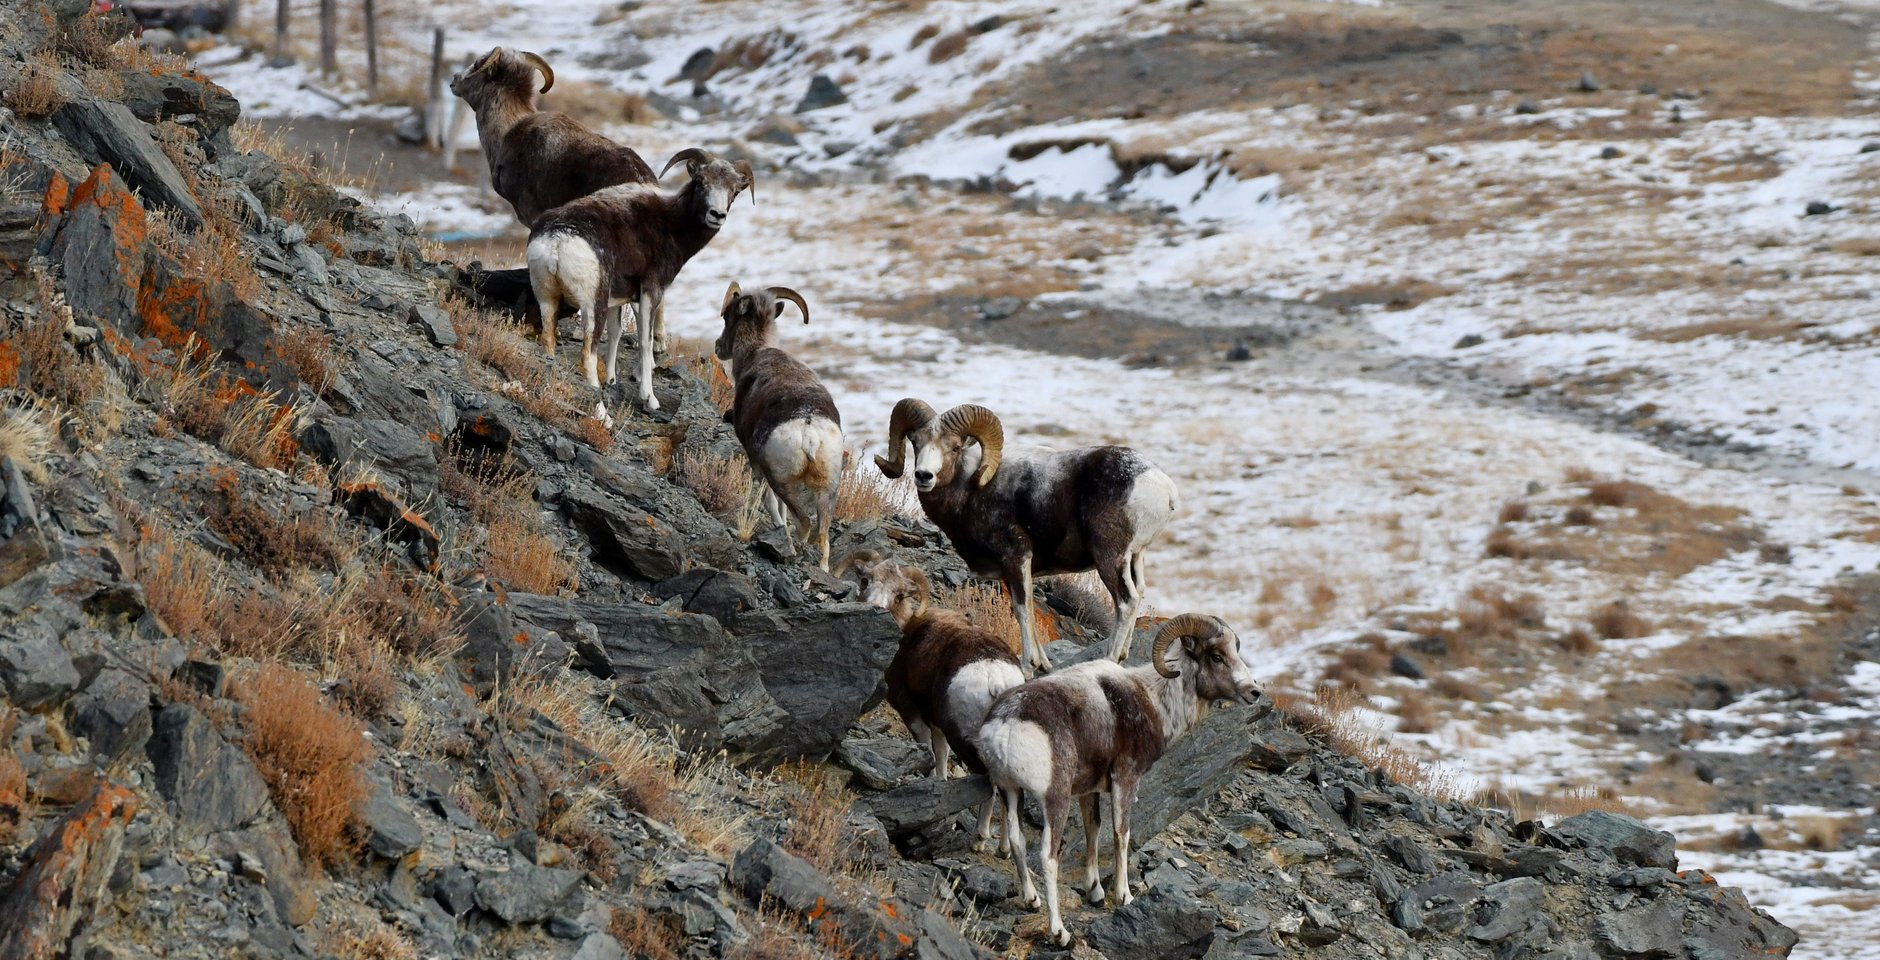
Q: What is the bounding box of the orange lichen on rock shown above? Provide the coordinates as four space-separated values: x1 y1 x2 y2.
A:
0 782 138 960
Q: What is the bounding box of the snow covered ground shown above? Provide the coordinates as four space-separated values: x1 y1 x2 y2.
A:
200 0 1880 955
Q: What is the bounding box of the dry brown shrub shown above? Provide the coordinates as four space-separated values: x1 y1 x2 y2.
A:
1564 505 1597 527
1794 815 1845 851
1322 633 1391 689
278 326 336 394
147 207 264 303
233 664 369 870
1290 685 1466 801
776 762 862 877
1539 785 1631 819
928 29 969 64
941 581 1053 657
6 54 65 118
676 448 752 518
209 472 347 577
577 417 615 454
0 712 24 844
1497 500 1529 524
1484 526 1528 559
1584 481 1636 508
353 569 460 659
611 909 684 960
1557 626 1599 655
834 457 915 522
134 522 225 644
910 23 940 48
0 403 56 483
484 512 575 595
13 269 104 410
504 672 677 822
1589 600 1651 640
335 924 418 960
1395 690 1436 734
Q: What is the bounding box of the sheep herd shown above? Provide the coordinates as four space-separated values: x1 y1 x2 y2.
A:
452 47 1268 945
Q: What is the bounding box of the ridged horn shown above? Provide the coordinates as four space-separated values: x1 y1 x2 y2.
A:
1150 614 1224 678
904 566 931 618
720 281 742 315
874 398 937 479
767 286 809 324
660 147 711 179
832 548 881 578
734 160 756 204
938 404 1002 487
519 51 554 93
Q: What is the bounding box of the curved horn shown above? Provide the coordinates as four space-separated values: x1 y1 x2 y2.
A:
905 566 931 618
720 281 742 315
767 286 809 324
938 404 1003 487
1150 614 1224 678
519 51 554 93
660 147 712 179
832 548 881 579
734 160 756 205
874 398 937 479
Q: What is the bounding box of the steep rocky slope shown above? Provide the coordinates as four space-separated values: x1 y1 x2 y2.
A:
0 2 1803 958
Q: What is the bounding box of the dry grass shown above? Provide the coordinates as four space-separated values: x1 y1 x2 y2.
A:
501 671 678 823
484 512 577 595
278 326 336 395
1497 500 1529 524
232 664 369 871
1589 600 1651 640
0 709 24 845
329 923 419 960
676 448 753 518
940 582 1049 657
449 298 588 431
1321 633 1391 689
928 29 970 64
145 340 306 471
5 54 66 119
208 470 348 578
834 456 915 522
1395 690 1436 734
0 401 59 483
1538 785 1632 819
147 206 264 303
775 762 867 878
611 910 685 960
1285 685 1467 801
909 23 940 49
8 268 105 413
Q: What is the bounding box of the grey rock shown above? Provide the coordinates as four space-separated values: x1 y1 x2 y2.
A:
1393 872 1477 933
653 567 760 625
53 98 205 225
732 603 901 761
1553 811 1676 869
664 859 725 893
1804 200 1837 217
300 417 440 502
1467 876 1542 942
677 47 716 82
1608 867 1677 888
474 858 583 924
933 858 1014 906
1578 70 1600 92
1388 653 1425 679
0 620 81 710
146 705 272 837
408 303 458 347
796 75 848 113
1595 894 1685 957
358 781 423 860
866 776 989 837
68 668 152 762
431 867 476 916
1453 333 1485 349
563 486 687 582
115 69 240 137
570 932 627 960
506 592 787 758
1085 884 1218 960
836 735 932 790
0 457 60 590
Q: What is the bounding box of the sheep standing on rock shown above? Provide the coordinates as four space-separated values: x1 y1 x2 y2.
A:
874 400 1177 673
713 282 841 569
838 550 1024 851
526 148 753 416
449 47 659 361
978 614 1263 945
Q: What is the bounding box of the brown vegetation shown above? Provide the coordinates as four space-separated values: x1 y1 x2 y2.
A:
233 664 369 870
5 54 66 118
834 457 914 522
209 471 347 578
1589 600 1651 640
278 325 336 394
676 448 752 519
928 30 970 64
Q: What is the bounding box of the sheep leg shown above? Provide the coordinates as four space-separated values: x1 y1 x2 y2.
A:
604 302 629 385
973 789 1001 854
1078 793 1105 904
635 289 661 412
653 296 670 358
1008 563 1052 674
906 718 935 773
1104 554 1143 662
534 290 559 366
928 726 952 781
1111 779 1136 906
580 298 603 390
814 479 837 573
1041 798 1071 946
1007 789 1039 908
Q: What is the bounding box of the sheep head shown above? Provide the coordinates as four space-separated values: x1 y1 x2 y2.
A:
1150 614 1260 704
876 401 1002 492
661 148 757 232
449 47 554 105
835 549 930 626
714 282 811 361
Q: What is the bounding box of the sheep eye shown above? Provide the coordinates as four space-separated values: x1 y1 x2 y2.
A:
1212 652 1226 664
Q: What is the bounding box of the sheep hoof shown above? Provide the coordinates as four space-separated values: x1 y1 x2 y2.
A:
1021 892 1042 909
640 394 660 413
972 837 995 855
1085 884 1105 905
1118 890 1135 907
1051 927 1071 947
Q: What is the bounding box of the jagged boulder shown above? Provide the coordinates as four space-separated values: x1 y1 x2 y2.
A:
0 782 137 960
52 99 203 225
732 602 900 762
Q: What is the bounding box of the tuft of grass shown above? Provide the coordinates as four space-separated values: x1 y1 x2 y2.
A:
1497 500 1529 524
776 762 867 880
502 671 678 822
928 29 970 64
484 511 576 595
676 448 752 519
611 909 684 960
147 206 264 304
1589 600 1651 640
232 664 369 871
834 455 915 522
278 326 336 395
208 470 348 578
909 23 940 49
1539 785 1631 819
5 54 66 119
1557 626 1599 655
0 401 59 483
1395 690 1437 734
940 581 1053 657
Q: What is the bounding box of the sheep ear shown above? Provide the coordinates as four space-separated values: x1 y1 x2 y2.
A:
772 302 787 320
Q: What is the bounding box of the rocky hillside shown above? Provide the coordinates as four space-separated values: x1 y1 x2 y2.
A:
0 2 1803 958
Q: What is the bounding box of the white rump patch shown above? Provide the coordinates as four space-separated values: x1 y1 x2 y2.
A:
978 717 1053 796
526 232 602 312
1123 467 1179 552
757 418 843 491
947 660 1025 732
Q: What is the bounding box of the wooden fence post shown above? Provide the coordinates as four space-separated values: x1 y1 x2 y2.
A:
272 0 288 59
425 28 446 149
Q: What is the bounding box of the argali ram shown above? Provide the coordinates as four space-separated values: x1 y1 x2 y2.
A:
713 282 842 570
977 614 1263 945
837 550 1024 851
526 148 753 416
873 400 1177 673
